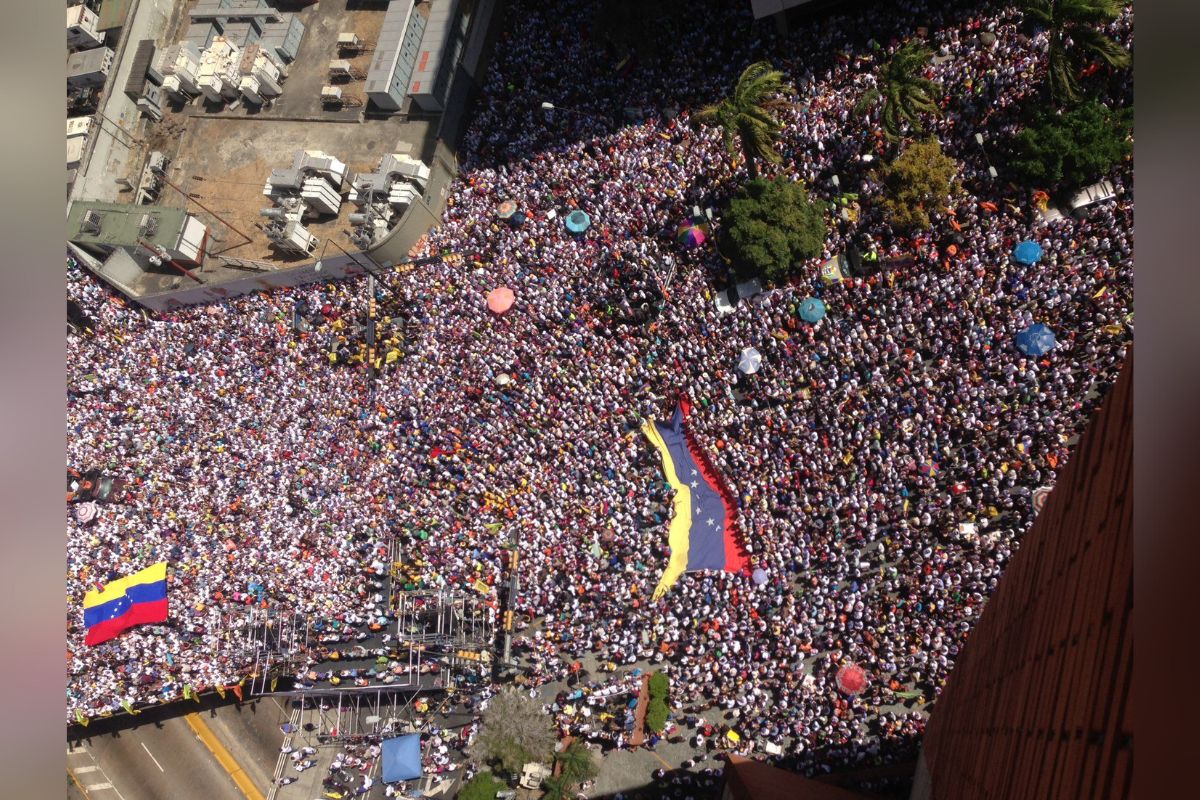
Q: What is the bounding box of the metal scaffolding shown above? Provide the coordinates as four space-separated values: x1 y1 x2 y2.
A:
217 605 311 695
263 588 495 746
394 587 496 651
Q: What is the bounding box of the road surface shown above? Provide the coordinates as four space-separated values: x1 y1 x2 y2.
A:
67 698 288 800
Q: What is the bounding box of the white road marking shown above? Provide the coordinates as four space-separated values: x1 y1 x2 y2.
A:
141 741 166 772
84 782 114 790
72 765 99 774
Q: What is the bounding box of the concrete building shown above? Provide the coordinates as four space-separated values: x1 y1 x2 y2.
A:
409 0 474 113
67 201 209 270
365 1 427 112
67 46 115 89
67 4 105 50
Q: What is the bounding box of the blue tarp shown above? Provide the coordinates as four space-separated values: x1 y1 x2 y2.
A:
382 734 423 783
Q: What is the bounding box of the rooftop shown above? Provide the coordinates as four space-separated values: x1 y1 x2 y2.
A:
66 201 189 251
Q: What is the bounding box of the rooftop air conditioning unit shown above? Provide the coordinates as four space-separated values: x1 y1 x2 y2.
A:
80 210 103 235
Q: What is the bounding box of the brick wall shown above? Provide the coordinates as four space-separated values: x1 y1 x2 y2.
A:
919 352 1132 799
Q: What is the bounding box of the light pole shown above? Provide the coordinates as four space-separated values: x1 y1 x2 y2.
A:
974 132 999 179
539 101 612 124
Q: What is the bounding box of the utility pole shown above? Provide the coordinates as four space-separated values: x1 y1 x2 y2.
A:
366 275 377 383
502 535 519 665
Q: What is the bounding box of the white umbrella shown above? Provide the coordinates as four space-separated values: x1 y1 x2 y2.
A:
737 347 762 374
76 502 98 524
495 373 512 386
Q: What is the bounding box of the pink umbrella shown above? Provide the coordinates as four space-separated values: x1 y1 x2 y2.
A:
836 664 868 695
76 502 98 525
486 287 515 314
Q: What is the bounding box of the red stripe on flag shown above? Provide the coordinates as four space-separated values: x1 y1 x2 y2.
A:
85 599 169 646
678 398 750 574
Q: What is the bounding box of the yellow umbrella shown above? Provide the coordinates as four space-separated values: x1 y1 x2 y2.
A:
726 730 741 743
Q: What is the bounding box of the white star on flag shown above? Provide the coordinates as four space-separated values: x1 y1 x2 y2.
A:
706 518 716 527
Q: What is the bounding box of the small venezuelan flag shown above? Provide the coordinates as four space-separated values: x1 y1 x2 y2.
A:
83 562 169 646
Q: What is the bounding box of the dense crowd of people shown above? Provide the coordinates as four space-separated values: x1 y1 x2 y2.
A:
68 0 1132 789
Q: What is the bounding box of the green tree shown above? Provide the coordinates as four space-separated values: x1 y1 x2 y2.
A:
645 697 669 733
540 774 572 800
457 772 508 800
468 687 555 778
878 138 959 232
854 41 941 141
722 178 828 282
1020 0 1131 106
695 62 795 180
554 740 599 787
1010 99 1132 193
648 671 670 700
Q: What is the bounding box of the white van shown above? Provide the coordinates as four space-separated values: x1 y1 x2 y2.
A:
1069 179 1117 216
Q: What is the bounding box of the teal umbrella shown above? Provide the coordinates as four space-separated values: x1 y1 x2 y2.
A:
798 297 826 323
565 210 591 233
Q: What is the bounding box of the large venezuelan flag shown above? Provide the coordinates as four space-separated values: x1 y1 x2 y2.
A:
642 400 748 599
83 562 169 646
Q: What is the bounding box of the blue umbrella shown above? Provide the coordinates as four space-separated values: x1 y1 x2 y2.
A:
1015 323 1056 356
565 209 591 233
798 297 826 323
507 210 527 228
752 568 768 585
1012 240 1042 265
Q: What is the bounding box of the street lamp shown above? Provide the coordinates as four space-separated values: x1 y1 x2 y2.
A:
538 100 611 123
974 132 999 179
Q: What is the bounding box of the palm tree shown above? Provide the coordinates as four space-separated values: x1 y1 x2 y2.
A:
694 61 795 180
540 774 571 800
853 41 941 141
1020 0 1130 106
554 740 598 786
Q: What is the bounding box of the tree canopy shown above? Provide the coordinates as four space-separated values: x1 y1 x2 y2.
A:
1020 0 1130 106
1010 99 1132 193
722 178 828 282
878 138 959 232
695 62 794 180
458 773 509 800
854 40 942 140
645 697 669 733
468 687 555 777
554 740 599 787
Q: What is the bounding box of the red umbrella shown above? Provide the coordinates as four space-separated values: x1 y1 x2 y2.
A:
486 287 515 314
836 664 868 695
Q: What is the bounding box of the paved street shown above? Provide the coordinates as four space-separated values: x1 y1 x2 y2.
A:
69 714 244 800
67 697 288 800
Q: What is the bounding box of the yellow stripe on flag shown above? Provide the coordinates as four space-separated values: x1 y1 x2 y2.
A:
641 419 693 600
83 562 167 608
